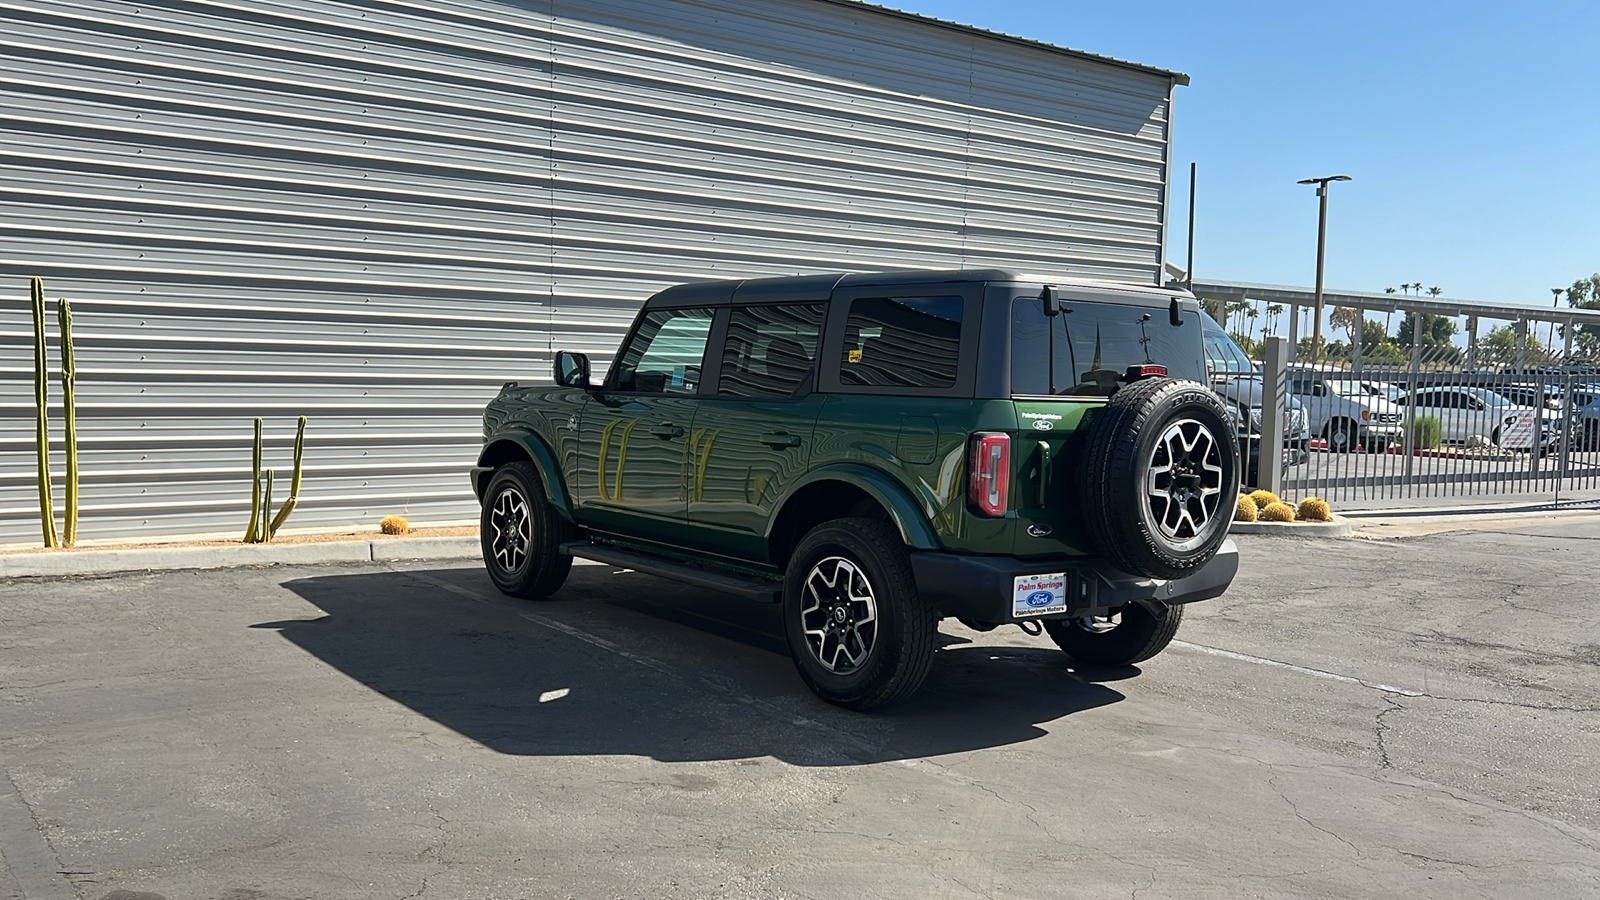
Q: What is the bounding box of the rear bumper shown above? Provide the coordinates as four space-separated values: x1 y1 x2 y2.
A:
911 540 1239 626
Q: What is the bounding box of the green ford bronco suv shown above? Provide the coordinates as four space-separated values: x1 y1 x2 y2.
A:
472 269 1240 710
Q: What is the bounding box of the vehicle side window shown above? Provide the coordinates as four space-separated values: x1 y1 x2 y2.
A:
1289 379 1314 395
718 303 825 398
609 307 715 394
1414 393 1437 408
839 296 963 389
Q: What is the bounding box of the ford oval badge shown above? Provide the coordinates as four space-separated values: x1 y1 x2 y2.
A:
1027 523 1053 537
1033 420 1054 431
1025 590 1055 608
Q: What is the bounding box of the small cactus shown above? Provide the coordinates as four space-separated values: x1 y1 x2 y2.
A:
1297 497 1333 522
1261 501 1297 523
380 515 410 535
1235 494 1259 522
1249 489 1280 510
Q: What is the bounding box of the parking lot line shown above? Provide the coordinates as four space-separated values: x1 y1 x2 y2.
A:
1172 640 1423 697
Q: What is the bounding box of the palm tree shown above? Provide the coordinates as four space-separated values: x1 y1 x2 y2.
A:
1428 286 1442 298
1267 303 1285 336
1385 287 1397 295
1412 282 1424 294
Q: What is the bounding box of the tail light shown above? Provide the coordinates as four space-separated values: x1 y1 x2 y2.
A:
968 432 1010 517
1123 364 1168 382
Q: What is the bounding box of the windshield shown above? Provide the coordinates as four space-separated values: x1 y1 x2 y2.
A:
1010 296 1205 396
1201 317 1255 376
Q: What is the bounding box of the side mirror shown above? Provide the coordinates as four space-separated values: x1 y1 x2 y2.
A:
554 351 591 388
1041 285 1059 317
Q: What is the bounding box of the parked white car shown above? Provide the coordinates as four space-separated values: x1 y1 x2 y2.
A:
1287 371 1407 453
1395 386 1554 449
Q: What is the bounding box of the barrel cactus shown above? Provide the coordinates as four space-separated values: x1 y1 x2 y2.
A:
1261 501 1297 523
1249 489 1280 510
1297 497 1333 522
1235 494 1259 522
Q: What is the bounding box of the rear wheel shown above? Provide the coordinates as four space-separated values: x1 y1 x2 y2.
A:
1043 602 1183 667
782 518 935 710
480 462 575 599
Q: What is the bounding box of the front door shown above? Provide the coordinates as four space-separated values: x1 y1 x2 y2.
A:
685 302 827 563
576 307 715 545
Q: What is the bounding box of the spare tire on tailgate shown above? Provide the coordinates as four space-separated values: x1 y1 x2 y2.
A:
1076 378 1240 580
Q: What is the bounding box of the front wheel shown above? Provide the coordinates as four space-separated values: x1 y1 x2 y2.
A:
1042 602 1183 667
480 462 575 599
782 518 935 710
1324 418 1360 453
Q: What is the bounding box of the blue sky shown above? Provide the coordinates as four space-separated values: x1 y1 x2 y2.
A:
891 0 1599 310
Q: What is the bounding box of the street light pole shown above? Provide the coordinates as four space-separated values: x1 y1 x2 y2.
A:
1550 287 1564 362
1297 175 1352 366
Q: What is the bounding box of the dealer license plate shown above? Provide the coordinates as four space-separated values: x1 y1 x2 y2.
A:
1013 573 1068 618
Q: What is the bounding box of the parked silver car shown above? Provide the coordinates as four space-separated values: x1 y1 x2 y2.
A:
1395 386 1558 450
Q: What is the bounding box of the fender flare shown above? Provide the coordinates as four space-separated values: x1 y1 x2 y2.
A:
770 463 942 551
475 431 575 523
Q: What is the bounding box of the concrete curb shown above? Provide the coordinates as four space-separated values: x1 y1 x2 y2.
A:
0 536 481 578
1229 515 1353 538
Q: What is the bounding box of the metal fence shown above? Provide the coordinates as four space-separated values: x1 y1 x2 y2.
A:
1251 317 1600 507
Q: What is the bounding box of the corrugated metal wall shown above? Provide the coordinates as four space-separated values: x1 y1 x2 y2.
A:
0 0 1176 544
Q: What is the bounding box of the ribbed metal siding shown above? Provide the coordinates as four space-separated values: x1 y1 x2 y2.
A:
0 0 1175 544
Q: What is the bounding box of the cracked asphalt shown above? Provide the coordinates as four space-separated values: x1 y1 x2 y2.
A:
2 517 1598 899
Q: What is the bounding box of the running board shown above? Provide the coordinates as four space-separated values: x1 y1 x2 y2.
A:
558 541 782 604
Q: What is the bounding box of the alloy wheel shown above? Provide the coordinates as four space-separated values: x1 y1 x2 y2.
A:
490 485 532 572
1145 418 1225 548
800 556 880 673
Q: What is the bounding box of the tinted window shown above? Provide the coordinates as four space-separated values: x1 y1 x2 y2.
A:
839 296 963 389
1013 297 1205 396
718 303 825 398
1202 323 1254 377
609 307 714 394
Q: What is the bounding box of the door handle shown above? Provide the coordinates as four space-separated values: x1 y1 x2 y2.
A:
650 423 684 439
1035 441 1052 507
759 431 802 448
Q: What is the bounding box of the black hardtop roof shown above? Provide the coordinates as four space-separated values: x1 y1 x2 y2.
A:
645 270 1187 308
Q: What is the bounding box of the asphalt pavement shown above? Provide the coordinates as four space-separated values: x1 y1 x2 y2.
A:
2 518 1598 899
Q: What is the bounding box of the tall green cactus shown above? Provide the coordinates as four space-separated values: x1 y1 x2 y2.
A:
58 293 78 546
30 277 58 548
244 417 263 542
267 416 306 539
245 417 307 543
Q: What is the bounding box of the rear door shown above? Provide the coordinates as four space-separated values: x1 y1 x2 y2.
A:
683 301 828 562
1004 288 1208 558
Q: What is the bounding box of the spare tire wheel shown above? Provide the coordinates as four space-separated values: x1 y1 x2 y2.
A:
1076 378 1240 580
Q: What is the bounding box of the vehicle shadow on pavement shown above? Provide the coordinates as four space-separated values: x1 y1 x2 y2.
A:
265 566 1124 766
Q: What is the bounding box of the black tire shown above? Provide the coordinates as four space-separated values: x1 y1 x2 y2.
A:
1324 418 1360 453
782 518 935 711
1042 602 1183 667
480 462 575 599
1077 379 1241 580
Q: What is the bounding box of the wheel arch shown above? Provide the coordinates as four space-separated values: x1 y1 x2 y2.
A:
767 465 940 569
476 431 575 522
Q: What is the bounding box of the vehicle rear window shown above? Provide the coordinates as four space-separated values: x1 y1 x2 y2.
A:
1011 297 1204 396
840 296 963 389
